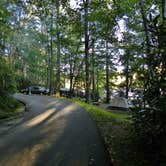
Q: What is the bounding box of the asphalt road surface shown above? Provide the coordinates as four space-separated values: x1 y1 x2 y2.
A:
0 94 111 166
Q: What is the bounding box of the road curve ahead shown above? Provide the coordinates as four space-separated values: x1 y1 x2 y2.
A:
0 94 111 166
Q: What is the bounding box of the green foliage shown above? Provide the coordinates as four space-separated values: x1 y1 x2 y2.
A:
0 95 19 112
0 58 16 95
128 1 166 164
16 76 31 90
0 95 23 119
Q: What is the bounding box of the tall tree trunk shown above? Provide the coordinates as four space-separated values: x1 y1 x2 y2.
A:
125 53 129 99
140 0 151 91
96 67 99 93
42 10 49 88
84 0 90 103
49 10 53 94
43 14 50 90
72 59 84 91
69 53 74 97
91 39 96 97
55 0 61 97
140 0 151 60
105 41 110 103
139 0 152 110
71 38 82 92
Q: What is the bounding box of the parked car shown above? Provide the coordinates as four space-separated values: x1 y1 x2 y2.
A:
21 86 49 95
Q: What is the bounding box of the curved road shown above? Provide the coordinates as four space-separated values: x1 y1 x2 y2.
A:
0 94 111 166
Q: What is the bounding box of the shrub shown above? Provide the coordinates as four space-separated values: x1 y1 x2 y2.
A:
0 58 16 95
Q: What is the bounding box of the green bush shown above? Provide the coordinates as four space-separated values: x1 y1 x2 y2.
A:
0 95 20 112
0 58 19 118
0 95 22 119
0 58 16 95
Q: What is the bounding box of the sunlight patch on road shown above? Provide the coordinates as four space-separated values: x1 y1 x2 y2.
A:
46 104 78 124
26 108 56 127
47 100 60 106
0 143 51 166
0 102 82 165
22 103 78 129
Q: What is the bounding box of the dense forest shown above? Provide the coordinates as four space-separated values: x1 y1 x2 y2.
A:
0 0 166 165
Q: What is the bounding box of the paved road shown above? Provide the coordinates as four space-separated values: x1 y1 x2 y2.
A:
0 94 111 166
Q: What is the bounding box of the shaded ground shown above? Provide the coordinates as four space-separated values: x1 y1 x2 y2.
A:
0 94 111 166
0 114 24 135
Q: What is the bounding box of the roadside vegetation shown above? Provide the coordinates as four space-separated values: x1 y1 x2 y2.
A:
0 96 24 120
71 99 166 166
0 59 24 120
73 99 130 123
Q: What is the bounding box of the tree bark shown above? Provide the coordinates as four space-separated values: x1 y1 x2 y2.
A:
49 9 53 94
91 38 96 96
125 53 129 99
69 53 74 97
84 0 90 103
105 41 110 103
55 0 61 97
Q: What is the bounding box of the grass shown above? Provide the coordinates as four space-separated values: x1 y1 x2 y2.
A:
0 95 25 120
73 99 131 123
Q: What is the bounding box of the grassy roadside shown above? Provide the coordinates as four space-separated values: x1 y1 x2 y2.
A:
71 99 165 166
0 95 25 120
73 99 131 123
68 99 134 166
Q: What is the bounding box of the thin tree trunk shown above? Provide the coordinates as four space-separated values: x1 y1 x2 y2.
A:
140 0 151 60
55 0 61 97
125 53 129 99
139 0 153 111
72 59 84 91
69 53 74 97
43 13 49 89
91 39 96 96
46 27 50 91
96 67 99 93
140 0 151 92
84 0 90 103
70 38 81 95
49 10 53 94
105 41 110 103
